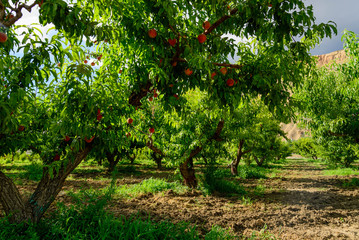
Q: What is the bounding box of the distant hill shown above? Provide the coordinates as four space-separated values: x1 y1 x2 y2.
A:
281 49 348 140
316 49 347 67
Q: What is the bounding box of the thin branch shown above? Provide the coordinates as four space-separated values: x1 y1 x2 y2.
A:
204 8 238 35
146 135 165 156
328 130 347 138
174 57 243 69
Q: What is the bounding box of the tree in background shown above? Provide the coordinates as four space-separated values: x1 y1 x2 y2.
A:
295 30 359 167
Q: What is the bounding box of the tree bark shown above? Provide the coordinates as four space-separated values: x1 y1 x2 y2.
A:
0 145 92 224
106 151 120 172
180 146 202 188
231 140 251 176
0 171 32 223
254 155 265 167
180 120 225 188
146 136 165 170
151 152 162 170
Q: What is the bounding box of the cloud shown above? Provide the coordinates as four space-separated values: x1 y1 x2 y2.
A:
303 0 359 55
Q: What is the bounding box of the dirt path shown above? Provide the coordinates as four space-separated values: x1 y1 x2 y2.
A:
109 158 359 239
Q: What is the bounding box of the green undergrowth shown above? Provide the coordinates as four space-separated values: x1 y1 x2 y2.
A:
0 156 43 182
323 168 359 176
342 178 359 188
0 184 240 240
199 166 246 196
114 177 189 198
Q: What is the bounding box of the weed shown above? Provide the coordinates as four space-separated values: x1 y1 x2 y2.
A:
205 225 238 240
323 168 359 176
200 166 246 196
247 224 278 239
238 165 267 179
241 196 253 206
253 184 266 196
342 178 359 188
115 178 188 198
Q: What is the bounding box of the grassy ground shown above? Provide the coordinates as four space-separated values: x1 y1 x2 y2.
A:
1 155 359 239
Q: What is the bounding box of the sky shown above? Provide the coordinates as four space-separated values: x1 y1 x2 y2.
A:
303 0 359 55
14 0 359 56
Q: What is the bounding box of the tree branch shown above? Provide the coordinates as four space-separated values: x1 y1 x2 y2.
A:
146 135 165 157
204 8 238 35
2 1 38 28
174 57 243 69
128 80 153 107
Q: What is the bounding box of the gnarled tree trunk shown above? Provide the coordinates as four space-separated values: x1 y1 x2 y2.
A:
0 145 92 224
180 146 202 188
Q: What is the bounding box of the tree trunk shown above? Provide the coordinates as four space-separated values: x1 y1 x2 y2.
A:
0 145 92 224
129 154 135 164
180 146 202 188
254 155 265 167
106 151 120 172
0 171 32 223
230 140 251 176
152 152 162 170
146 137 165 170
179 120 225 187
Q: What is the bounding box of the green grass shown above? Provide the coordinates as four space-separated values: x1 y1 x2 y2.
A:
342 178 359 188
323 168 359 176
237 165 268 179
199 167 246 196
0 184 241 240
115 178 189 198
0 159 43 182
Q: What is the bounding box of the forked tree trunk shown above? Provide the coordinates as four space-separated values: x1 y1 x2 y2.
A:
180 120 225 188
146 137 165 170
230 140 251 176
106 150 120 172
254 155 265 167
0 145 92 224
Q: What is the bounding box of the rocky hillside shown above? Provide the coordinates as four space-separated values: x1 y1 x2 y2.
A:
316 49 347 67
281 49 348 140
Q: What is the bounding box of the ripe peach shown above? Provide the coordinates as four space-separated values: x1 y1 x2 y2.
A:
211 72 217 79
198 34 207 44
184 68 193 76
220 67 227 75
226 79 234 87
0 32 8 43
148 29 157 38
203 21 211 30
168 39 177 47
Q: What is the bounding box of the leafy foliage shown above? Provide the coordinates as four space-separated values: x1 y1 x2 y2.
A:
295 30 359 168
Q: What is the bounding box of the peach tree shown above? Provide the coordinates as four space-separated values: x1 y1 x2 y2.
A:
295 30 359 167
0 0 336 224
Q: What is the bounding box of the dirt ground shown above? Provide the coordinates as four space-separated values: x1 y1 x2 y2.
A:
4 158 359 239
107 158 359 239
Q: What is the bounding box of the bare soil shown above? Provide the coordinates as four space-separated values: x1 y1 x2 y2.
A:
4 158 359 239
107 158 359 239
